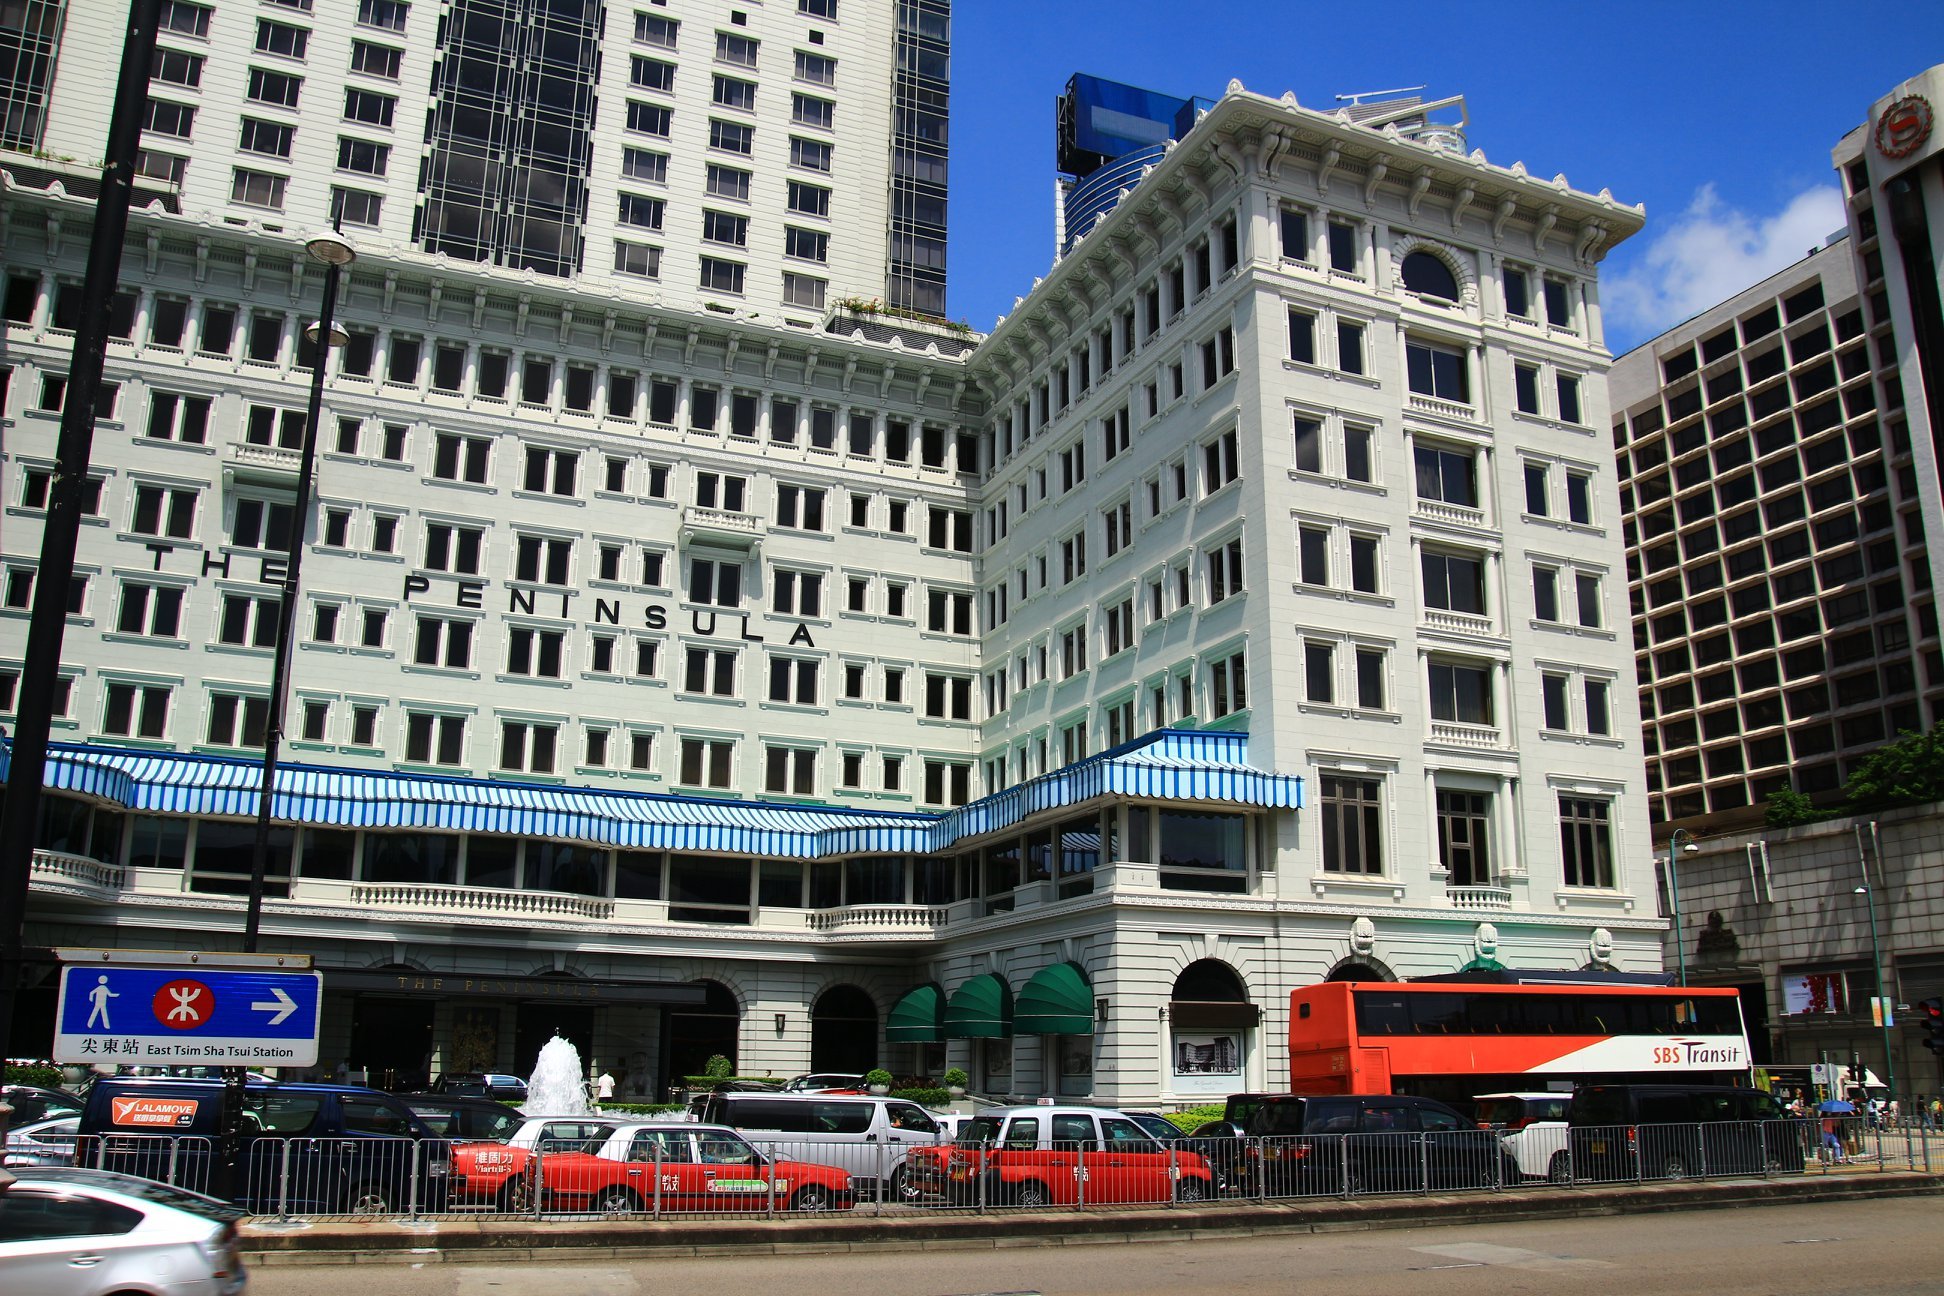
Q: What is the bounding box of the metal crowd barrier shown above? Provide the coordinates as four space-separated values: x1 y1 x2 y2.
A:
45 1117 1934 1220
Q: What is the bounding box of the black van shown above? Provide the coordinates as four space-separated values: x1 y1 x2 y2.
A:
1239 1093 1501 1196
76 1078 452 1213
1566 1084 1803 1181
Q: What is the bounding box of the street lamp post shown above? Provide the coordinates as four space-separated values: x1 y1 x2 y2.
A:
1855 880 1897 1111
240 231 356 953
1666 829 1699 988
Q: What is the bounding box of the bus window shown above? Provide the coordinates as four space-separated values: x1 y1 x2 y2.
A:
1354 993 1412 1036
1410 993 1466 1034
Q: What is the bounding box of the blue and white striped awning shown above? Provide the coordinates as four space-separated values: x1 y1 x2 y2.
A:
2 729 1302 859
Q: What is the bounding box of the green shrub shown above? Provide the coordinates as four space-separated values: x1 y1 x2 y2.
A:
597 1102 685 1115
5 1063 62 1089
703 1054 734 1079
1169 1105 1232 1134
941 1067 969 1088
891 1087 951 1107
864 1067 894 1088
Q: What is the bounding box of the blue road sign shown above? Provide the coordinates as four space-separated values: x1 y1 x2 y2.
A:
53 964 322 1068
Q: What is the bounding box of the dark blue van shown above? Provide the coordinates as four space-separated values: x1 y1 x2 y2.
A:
76 1078 451 1214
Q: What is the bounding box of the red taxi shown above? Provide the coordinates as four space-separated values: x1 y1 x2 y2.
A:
904 1106 1214 1207
449 1117 619 1208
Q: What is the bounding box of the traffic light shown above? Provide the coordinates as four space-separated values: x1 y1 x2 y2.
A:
1921 997 1944 1055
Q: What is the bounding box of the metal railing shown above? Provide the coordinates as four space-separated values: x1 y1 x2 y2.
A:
49 1118 1932 1221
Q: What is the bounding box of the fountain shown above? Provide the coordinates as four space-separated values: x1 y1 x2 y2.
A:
522 1034 595 1116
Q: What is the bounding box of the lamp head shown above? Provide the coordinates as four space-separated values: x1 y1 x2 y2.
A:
1855 886 1868 895
304 320 350 348
305 231 357 267
1682 842 1699 853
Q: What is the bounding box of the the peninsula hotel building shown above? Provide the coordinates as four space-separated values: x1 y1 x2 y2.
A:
1 0 1653 1103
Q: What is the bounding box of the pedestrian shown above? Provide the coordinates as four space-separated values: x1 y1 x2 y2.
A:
1888 1098 1901 1130
1820 1115 1845 1164
597 1070 615 1102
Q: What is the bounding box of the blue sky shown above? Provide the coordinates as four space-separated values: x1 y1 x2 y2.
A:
944 2 1944 356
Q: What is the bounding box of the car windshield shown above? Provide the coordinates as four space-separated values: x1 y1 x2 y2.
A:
959 1116 1002 1144
1474 1098 1528 1126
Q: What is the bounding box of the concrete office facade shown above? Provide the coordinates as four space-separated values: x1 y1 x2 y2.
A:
5 5 1654 1104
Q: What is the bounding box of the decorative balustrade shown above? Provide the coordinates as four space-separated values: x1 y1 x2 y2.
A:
1446 885 1514 911
227 442 302 474
350 882 614 921
681 505 761 548
1413 498 1486 528
1428 720 1502 749
30 849 125 893
1407 392 1478 422
1422 608 1494 637
803 904 949 933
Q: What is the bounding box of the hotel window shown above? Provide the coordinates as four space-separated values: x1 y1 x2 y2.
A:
683 647 738 697
1200 326 1235 389
513 534 572 585
619 194 665 230
1203 428 1240 494
1559 796 1613 887
356 0 407 31
709 120 754 154
404 712 464 766
680 737 735 788
217 594 279 648
629 732 654 771
787 181 830 216
1304 640 1334 703
631 56 675 91
775 483 825 531
239 118 293 159
103 683 171 739
924 672 974 720
499 721 559 774
1209 536 1245 603
1421 549 1486 616
1566 471 1593 525
927 589 972 636
1279 208 1310 262
1542 672 1570 730
614 242 661 279
782 273 826 309
206 694 269 748
1543 277 1574 330
714 76 757 111
1586 679 1612 736
342 88 395 127
705 163 749 199
773 569 823 617
766 746 816 795
790 136 832 171
794 51 835 85
716 31 758 66
627 102 671 137
1437 789 1492 887
1356 647 1386 710
792 94 834 130
246 68 301 108
1287 309 1316 365
785 227 829 262
1503 266 1532 319
1298 525 1329 588
1515 363 1541 415
1406 337 1469 403
1575 571 1603 628
413 615 474 669
229 169 287 210
1556 373 1582 424
1428 660 1493 726
922 760 971 807
131 485 197 540
423 524 482 576
116 583 185 639
144 97 196 138
927 506 972 553
1321 774 1383 874
1350 534 1380 594
1337 321 1365 376
768 657 819 705
1210 650 1247 718
694 472 747 512
506 627 564 678
699 258 746 294
160 1 212 37
689 558 742 608
255 18 307 57
350 40 401 78
231 498 293 551
432 432 490 483
1327 219 1358 274
1533 566 1561 622
635 13 677 46
358 607 388 648
1414 442 1478 508
521 446 578 496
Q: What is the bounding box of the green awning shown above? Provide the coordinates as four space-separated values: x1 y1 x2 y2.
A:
944 972 1013 1039
1015 961 1094 1036
884 982 946 1043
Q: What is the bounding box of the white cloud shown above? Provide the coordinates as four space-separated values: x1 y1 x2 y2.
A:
1603 184 1847 345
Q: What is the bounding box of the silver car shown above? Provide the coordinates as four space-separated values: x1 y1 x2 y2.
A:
3 1116 80 1168
0 1166 247 1296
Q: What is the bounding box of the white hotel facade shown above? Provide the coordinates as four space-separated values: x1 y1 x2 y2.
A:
2 0 1657 1103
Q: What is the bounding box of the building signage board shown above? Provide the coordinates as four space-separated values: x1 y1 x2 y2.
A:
53 964 323 1068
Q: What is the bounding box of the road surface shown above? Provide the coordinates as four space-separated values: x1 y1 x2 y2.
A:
249 1194 1937 1295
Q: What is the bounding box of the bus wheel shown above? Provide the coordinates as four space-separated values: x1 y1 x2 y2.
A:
1548 1152 1572 1184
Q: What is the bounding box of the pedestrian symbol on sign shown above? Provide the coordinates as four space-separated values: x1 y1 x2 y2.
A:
153 979 213 1030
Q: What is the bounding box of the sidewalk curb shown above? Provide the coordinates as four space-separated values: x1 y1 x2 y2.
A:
242 1171 1944 1266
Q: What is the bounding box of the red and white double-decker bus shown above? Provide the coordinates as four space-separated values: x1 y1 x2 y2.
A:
1289 980 1751 1106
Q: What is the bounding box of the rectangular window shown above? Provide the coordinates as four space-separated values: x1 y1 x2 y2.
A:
1414 444 1478 508
1542 672 1570 730
246 68 301 108
705 163 750 199
699 258 746 294
1543 278 1573 329
785 227 829 262
1559 796 1613 887
1304 640 1334 703
1210 650 1247 718
1406 338 1469 402
767 657 819 705
635 13 677 46
1298 525 1328 588
632 55 676 91
103 682 170 739
499 721 559 775
255 18 308 58
432 432 490 483
709 119 754 154
689 557 742 608
1337 321 1365 375
1356 647 1385 709
217 593 279 648
713 75 757 111
1349 534 1379 594
614 241 662 279
1504 267 1531 319
1533 566 1560 622
1575 571 1602 627
1203 428 1240 493
423 523 483 574
342 88 396 127
1327 220 1357 273
792 93 834 129
765 747 817 795
513 534 572 585
145 393 210 445
627 102 671 136
683 647 738 696
350 40 402 78
790 136 832 171
1557 373 1582 424
405 713 467 767
1586 679 1611 735
143 97 196 138
782 273 826 309
679 738 735 788
229 168 287 210
335 136 389 175
1428 661 1493 725
239 118 293 158
412 615 474 669
116 583 186 639
1287 309 1316 364
619 193 666 230
505 626 564 678
1566 472 1593 525
1515 363 1540 414
1279 208 1310 261
1421 549 1486 615
1321 774 1382 874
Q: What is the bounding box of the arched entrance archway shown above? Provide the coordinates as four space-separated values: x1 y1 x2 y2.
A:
348 962 435 1091
661 980 741 1094
811 985 879 1073
1326 959 1395 982
1167 960 1256 1095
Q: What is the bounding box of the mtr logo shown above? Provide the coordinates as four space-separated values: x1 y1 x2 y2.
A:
1876 95 1933 159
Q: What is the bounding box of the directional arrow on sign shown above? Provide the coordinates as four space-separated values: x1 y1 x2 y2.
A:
251 987 298 1026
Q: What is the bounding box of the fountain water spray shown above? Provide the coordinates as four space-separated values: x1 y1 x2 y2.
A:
522 1034 593 1116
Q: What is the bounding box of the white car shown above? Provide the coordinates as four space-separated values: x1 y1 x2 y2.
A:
1474 1092 1571 1181
499 1116 623 1152
3 1116 80 1168
0 1166 248 1296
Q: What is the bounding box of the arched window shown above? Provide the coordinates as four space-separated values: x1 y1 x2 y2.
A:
1401 250 1460 302
811 984 879 1074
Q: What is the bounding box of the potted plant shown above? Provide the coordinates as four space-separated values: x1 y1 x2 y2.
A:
865 1067 894 1095
942 1066 968 1098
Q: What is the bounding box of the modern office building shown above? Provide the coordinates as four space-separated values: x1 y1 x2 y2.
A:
3 2 1654 1104
1610 63 1944 839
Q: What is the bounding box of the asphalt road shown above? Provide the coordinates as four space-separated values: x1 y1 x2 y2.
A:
248 1195 1936 1295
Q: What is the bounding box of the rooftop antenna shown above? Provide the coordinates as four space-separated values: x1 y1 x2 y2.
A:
1336 85 1427 106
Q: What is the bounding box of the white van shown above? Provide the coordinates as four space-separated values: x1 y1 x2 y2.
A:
694 1092 943 1200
